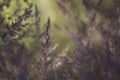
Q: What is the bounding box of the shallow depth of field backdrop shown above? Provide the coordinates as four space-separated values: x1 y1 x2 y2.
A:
0 0 120 80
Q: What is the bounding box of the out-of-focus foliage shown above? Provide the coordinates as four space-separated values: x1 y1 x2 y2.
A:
46 0 120 80
0 0 36 80
0 0 120 80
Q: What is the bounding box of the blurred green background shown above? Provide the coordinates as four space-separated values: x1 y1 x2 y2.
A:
0 0 120 80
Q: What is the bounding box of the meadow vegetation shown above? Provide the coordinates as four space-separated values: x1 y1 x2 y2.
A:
0 0 120 80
